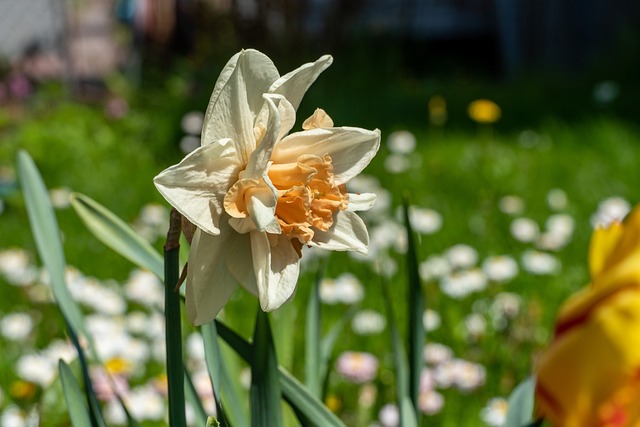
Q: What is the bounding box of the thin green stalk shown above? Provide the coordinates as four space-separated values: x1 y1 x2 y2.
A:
165 209 186 427
304 270 321 397
402 194 425 422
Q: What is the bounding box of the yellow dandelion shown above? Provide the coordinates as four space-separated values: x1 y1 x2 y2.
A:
324 394 342 412
104 357 132 376
468 99 501 124
10 380 37 399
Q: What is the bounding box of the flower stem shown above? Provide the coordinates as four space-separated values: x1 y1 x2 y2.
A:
165 208 187 427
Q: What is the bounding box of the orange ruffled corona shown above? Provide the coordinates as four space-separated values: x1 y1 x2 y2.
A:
270 154 348 251
535 206 640 427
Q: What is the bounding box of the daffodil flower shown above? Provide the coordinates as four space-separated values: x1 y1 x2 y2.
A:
154 50 380 325
535 206 640 426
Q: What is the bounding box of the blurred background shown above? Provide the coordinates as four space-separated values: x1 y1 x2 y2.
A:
1 0 639 126
1 1 640 426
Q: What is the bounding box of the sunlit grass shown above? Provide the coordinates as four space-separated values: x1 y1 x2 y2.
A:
2 78 640 425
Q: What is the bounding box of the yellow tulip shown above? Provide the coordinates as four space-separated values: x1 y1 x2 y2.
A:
535 207 640 427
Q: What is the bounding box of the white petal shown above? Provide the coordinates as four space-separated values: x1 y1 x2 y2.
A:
225 234 259 298
186 227 237 325
201 50 279 162
302 108 333 130
272 127 381 185
247 184 279 232
276 96 296 142
250 231 300 311
309 210 369 254
201 52 240 143
254 95 296 145
348 193 377 211
229 215 280 235
245 94 283 179
154 139 241 236
269 55 333 110
228 217 256 234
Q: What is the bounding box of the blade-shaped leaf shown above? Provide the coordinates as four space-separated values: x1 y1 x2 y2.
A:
505 376 536 427
214 320 346 427
382 279 418 427
402 194 424 421
279 368 345 426
16 151 91 348
319 306 357 397
184 369 208 427
67 316 139 427
165 244 187 427
304 272 321 397
250 310 283 427
59 360 92 427
113 394 141 427
202 321 248 427
63 317 107 427
70 192 164 278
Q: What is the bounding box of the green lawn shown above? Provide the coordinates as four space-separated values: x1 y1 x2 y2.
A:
1 64 640 426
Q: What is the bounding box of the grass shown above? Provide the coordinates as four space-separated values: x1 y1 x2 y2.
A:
1 59 640 425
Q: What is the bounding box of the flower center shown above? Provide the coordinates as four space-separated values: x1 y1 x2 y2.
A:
268 154 348 252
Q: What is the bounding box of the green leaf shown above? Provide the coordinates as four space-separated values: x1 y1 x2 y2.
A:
63 317 108 427
18 152 110 427
271 302 297 371
202 321 248 427
215 320 346 427
164 245 187 427
402 194 425 421
16 151 91 349
59 360 92 427
319 306 357 397
114 394 141 427
70 192 164 278
184 369 208 427
41 369 74 427
304 272 321 397
279 368 345 427
504 376 536 427
382 279 418 427
250 310 283 427
17 152 134 427
206 417 222 427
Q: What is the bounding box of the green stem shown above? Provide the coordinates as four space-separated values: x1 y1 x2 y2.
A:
165 209 186 427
